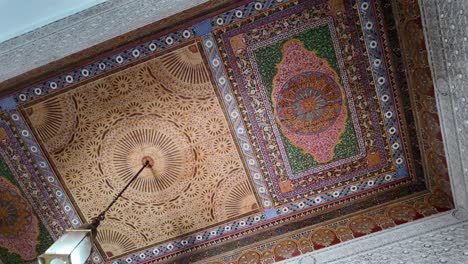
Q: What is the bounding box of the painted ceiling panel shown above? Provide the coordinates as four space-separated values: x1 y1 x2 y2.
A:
0 0 453 263
21 41 259 258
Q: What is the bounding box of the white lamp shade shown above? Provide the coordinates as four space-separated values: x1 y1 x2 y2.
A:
38 229 92 264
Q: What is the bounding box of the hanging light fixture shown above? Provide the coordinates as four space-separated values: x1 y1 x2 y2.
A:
38 160 151 264
37 220 98 264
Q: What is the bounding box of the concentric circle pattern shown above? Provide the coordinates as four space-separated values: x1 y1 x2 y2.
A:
276 71 343 135
102 116 195 204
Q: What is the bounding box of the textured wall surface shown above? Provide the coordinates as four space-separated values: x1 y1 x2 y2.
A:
0 0 209 83
280 210 468 264
422 0 468 211
326 220 468 264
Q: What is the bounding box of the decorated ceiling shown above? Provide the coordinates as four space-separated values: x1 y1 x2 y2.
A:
0 0 454 263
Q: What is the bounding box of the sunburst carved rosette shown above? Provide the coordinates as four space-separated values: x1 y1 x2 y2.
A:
101 115 195 204
25 96 77 154
213 174 259 219
156 44 213 98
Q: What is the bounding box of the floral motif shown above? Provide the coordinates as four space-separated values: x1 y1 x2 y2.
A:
276 71 343 135
88 160 104 179
214 136 233 154
137 65 158 86
274 240 298 259
206 117 224 137
169 197 184 209
76 113 91 133
85 206 103 220
69 133 85 150
164 110 185 124
272 39 347 163
193 145 207 162
183 126 201 143
238 251 261 264
75 185 93 203
132 204 148 216
387 205 423 224
158 44 213 98
150 204 166 216
348 217 381 237
139 227 155 242
111 75 135 95
178 215 195 230
176 99 192 111
154 83 174 102
125 102 144 114
201 189 215 204
106 206 123 219
72 92 89 110
222 159 242 175
310 229 339 248
195 97 217 111
201 206 215 222
85 140 101 159
208 172 224 182
106 108 124 124
91 123 111 139
64 168 85 187
123 214 143 229
183 183 200 198
53 148 72 163
0 177 39 260
192 164 209 181
93 82 114 102
146 101 164 112
159 220 176 236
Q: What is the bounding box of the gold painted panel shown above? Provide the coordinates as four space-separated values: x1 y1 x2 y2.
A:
21 41 260 258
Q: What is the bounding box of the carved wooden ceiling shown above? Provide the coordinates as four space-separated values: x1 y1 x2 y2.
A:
0 0 454 263
21 42 259 258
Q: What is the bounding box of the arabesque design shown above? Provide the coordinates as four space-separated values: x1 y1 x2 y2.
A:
0 0 453 263
0 177 40 260
21 42 259 258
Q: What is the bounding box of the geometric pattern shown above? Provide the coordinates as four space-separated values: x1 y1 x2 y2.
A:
21 42 259 259
250 18 366 175
216 2 411 207
0 0 453 263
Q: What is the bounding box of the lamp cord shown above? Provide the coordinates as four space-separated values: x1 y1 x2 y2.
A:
92 160 149 224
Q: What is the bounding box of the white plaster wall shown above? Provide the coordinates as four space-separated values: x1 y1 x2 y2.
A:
0 0 209 83
281 212 468 264
0 0 106 42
